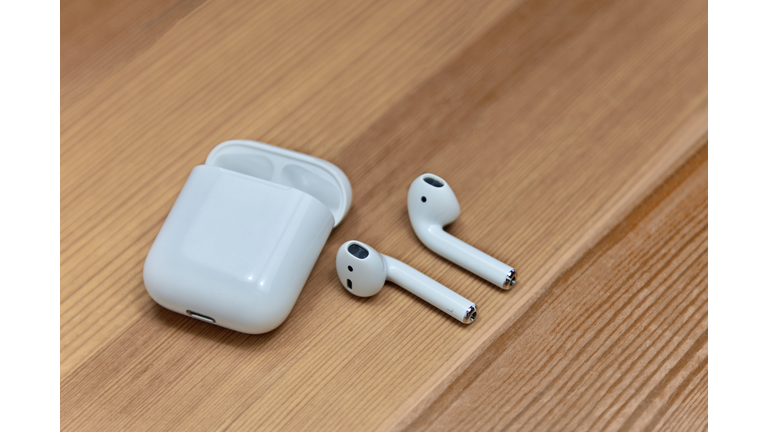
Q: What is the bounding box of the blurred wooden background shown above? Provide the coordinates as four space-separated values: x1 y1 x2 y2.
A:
60 0 707 430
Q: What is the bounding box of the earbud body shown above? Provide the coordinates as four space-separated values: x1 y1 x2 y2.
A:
336 240 477 324
407 173 516 289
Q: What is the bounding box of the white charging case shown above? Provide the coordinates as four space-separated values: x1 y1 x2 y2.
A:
143 140 352 334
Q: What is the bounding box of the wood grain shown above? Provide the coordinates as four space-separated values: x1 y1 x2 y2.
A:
407 146 708 431
60 0 707 429
61 0 207 105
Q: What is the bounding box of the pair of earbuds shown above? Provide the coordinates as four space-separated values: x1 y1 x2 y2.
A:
335 173 516 324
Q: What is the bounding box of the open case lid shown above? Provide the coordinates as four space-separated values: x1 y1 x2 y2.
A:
205 140 352 227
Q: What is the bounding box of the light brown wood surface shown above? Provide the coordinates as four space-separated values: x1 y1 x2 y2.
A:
408 146 708 431
61 0 708 430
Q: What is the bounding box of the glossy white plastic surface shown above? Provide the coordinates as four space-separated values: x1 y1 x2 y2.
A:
143 140 351 334
206 140 352 226
384 256 476 323
335 240 477 324
407 173 514 288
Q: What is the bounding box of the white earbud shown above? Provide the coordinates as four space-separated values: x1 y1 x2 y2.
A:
336 240 477 324
407 173 516 289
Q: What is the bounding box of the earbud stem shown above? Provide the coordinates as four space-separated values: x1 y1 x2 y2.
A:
417 225 515 289
383 255 477 324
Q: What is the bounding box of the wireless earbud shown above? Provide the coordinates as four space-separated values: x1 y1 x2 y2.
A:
336 240 477 324
407 173 516 289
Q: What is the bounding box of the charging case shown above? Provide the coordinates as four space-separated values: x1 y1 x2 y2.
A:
143 140 352 334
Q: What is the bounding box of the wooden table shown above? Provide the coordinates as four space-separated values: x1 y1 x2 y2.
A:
61 0 707 429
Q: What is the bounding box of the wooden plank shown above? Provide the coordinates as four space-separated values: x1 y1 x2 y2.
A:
61 0 208 105
61 0 522 377
60 0 707 429
405 146 708 431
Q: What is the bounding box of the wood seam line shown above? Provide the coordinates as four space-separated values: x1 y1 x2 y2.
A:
57 0 540 372
394 132 707 430
428 148 695 428
502 240 707 432
478 205 707 430
61 0 704 270
478 157 708 430
388 66 707 431
400 143 708 431
535 251 708 432
390 135 706 427
61 0 708 422
566 252 708 431
509 230 707 431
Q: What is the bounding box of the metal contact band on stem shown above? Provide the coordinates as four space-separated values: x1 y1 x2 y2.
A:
502 268 516 290
463 305 477 324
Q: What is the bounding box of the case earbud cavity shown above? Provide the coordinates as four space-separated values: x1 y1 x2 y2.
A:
143 140 352 334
